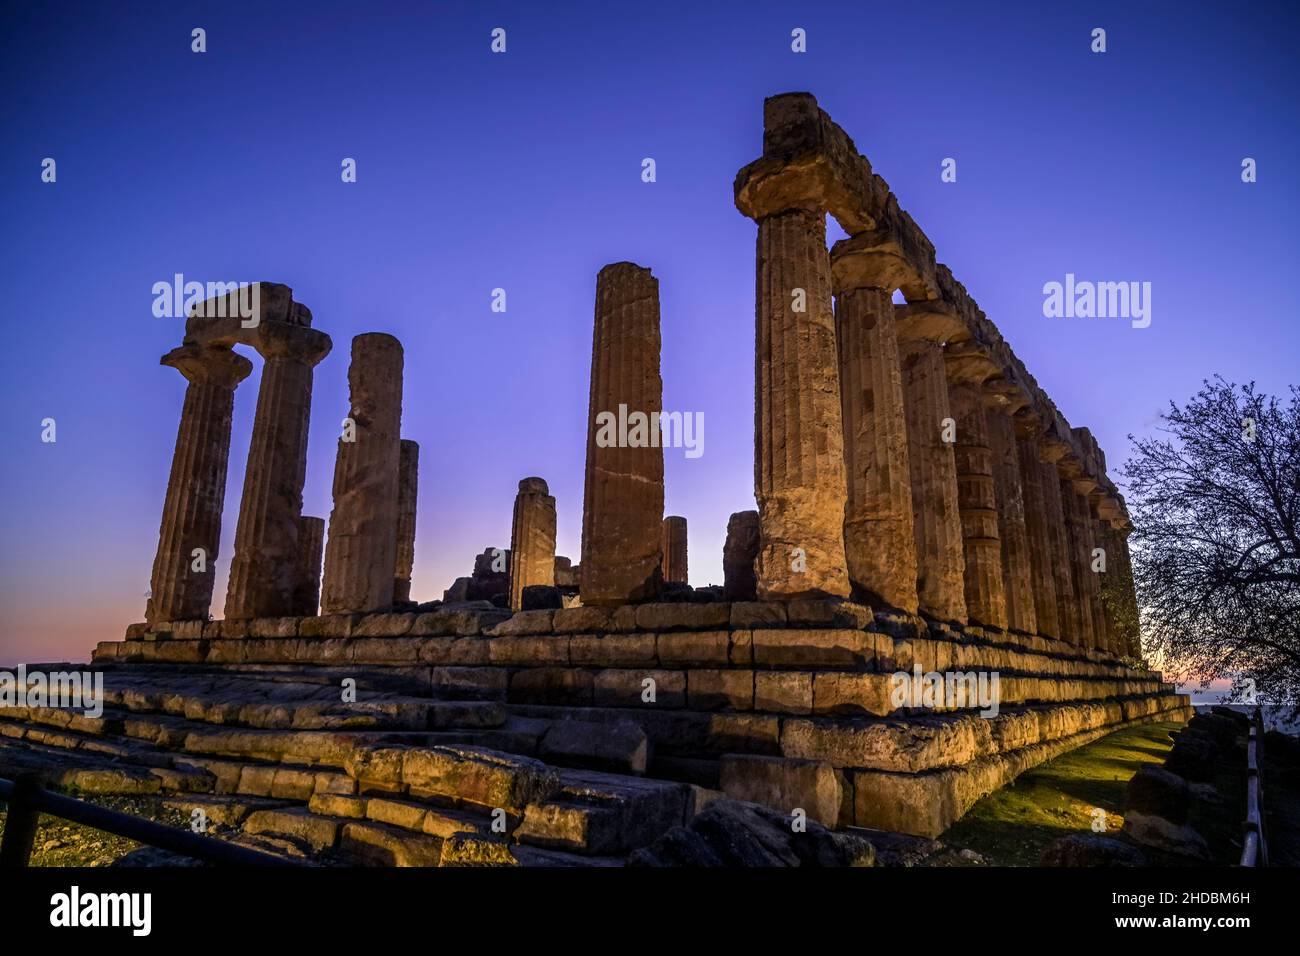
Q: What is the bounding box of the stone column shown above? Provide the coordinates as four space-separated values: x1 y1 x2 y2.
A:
1060 480 1098 650
147 345 252 625
831 282 917 612
747 209 850 601
897 335 967 623
224 324 331 620
946 380 1007 629
661 516 688 585
393 439 419 603
723 510 760 601
509 477 557 611
1039 459 1080 645
292 516 325 616
1016 436 1061 639
579 262 665 605
986 407 1036 634
1109 527 1141 659
320 333 404 614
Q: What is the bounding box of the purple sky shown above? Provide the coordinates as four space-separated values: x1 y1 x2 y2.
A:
2 1 1297 666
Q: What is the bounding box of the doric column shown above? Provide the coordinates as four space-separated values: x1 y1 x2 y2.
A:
579 262 665 605
1016 436 1061 639
147 345 252 625
723 510 760 601
829 245 918 612
292 515 325 616
393 439 419 603
1039 459 1080 645
320 333 404 614
1060 480 1099 650
509 477 557 611
1109 526 1142 659
661 516 688 584
946 379 1008 630
224 323 331 620
986 406 1036 634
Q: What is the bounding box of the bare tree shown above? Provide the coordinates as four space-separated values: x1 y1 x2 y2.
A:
1123 377 1299 712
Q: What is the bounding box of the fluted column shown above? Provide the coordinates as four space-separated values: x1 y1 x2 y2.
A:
224 324 331 620
579 262 665 605
744 209 851 600
393 439 419 603
1017 436 1060 639
723 510 760 601
320 333 404 614
509 477 557 611
1039 459 1080 645
946 380 1007 629
831 282 918 612
1060 480 1098 650
147 345 252 625
661 516 688 584
986 406 1036 634
292 516 325 616
1110 526 1142 659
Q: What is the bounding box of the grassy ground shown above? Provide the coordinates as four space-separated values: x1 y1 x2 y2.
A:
0 794 190 866
943 721 1185 866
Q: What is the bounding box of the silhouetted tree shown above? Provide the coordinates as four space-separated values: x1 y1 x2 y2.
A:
1123 377 1299 712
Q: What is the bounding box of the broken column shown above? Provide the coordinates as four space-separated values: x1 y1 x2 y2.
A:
393 439 419 603
895 303 968 624
1016 435 1061 639
723 510 760 601
224 321 332 620
147 345 252 624
320 333 404 614
986 406 1036 634
661 516 688 585
579 263 665 605
829 239 919 612
292 516 325 616
508 477 557 611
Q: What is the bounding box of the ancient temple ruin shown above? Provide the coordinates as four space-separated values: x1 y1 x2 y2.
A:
0 93 1187 866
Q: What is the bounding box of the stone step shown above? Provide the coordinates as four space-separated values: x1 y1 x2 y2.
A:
514 768 689 856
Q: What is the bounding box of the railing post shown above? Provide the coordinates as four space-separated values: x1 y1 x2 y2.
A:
0 773 42 867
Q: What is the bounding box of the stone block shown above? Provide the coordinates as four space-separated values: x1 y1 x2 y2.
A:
718 754 842 827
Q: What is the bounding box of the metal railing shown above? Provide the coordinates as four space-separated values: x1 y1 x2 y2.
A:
0 774 303 867
1239 707 1269 867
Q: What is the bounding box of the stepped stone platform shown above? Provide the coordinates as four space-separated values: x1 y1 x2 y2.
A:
1 598 1188 866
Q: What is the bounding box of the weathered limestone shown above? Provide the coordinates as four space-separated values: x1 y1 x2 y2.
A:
580 263 665 606
393 440 419 604
723 510 760 601
509 477 557 612
660 516 688 585
1061 480 1099 651
830 253 917 612
1038 458 1080 646
320 334 404 614
293 516 325 616
946 380 1008 630
147 345 253 625
986 407 1036 634
1016 437 1061 639
224 323 332 620
1104 526 1141 659
895 305 968 623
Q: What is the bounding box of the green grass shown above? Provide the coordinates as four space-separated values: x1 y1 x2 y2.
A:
942 721 1184 866
0 794 191 867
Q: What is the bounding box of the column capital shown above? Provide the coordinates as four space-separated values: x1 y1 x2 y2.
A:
894 300 967 346
830 209 937 299
161 344 252 388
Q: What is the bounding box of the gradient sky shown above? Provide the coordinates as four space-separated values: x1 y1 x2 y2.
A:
2 1 1297 667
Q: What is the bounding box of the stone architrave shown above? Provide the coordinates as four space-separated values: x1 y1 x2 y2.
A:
509 477 557 611
147 345 252 624
579 262 665 605
320 333 404 614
